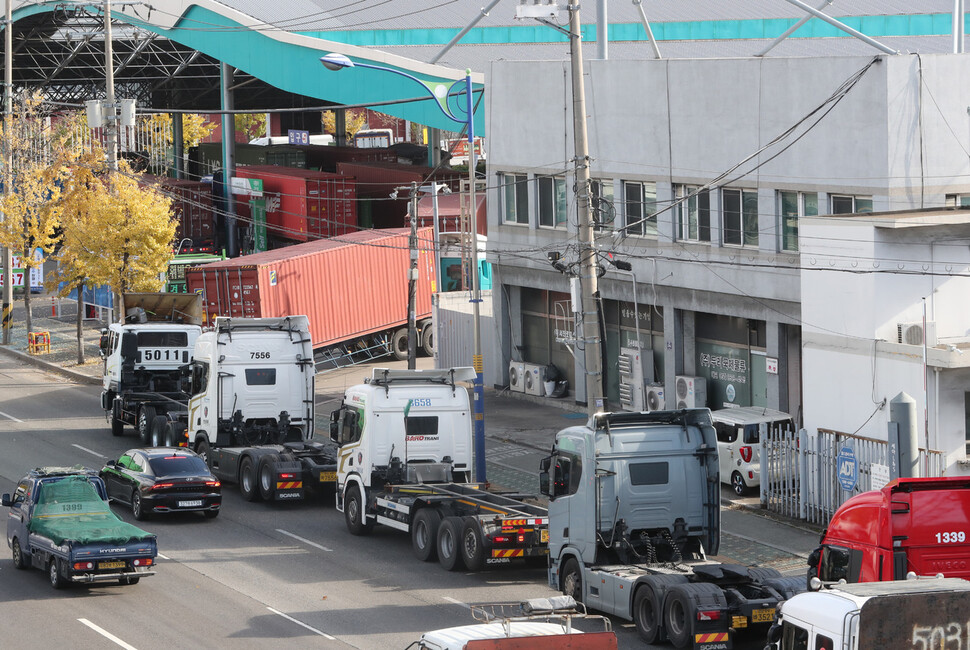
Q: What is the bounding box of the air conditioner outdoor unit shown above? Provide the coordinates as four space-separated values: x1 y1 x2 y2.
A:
523 363 547 396
675 376 707 409
645 384 665 411
509 361 525 393
897 321 937 347
618 347 645 411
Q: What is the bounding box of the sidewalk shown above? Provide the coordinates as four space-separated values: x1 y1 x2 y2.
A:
0 299 824 574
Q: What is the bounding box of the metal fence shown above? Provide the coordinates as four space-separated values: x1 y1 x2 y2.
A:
760 426 947 525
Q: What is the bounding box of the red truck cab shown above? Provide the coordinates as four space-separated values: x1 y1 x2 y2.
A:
809 476 970 583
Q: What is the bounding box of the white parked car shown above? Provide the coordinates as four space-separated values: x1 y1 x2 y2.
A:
712 406 795 496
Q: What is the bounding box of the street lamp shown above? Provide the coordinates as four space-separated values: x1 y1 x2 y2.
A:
321 53 488 482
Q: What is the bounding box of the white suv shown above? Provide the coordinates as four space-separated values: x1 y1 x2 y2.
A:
711 406 795 496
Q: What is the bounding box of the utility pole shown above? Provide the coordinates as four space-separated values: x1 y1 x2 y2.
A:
568 3 605 415
1 0 12 344
104 0 117 173
407 181 419 369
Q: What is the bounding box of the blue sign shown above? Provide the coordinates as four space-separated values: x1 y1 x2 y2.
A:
837 446 858 491
288 129 309 145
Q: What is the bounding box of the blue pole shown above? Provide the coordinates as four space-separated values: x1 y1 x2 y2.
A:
465 71 486 483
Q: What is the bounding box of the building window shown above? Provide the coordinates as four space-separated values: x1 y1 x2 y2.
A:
831 195 872 214
537 176 567 228
501 173 529 224
591 180 615 231
623 181 657 237
674 184 710 242
946 194 970 207
722 188 758 246
779 191 818 252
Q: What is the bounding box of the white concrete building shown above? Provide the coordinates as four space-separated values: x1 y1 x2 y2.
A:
486 52 970 472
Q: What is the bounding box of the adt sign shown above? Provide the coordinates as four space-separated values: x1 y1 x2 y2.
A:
837 446 858 491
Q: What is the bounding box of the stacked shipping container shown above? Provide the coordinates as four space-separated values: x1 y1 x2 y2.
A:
141 175 217 253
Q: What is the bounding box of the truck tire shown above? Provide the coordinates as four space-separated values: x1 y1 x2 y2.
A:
258 457 278 501
345 485 373 535
560 557 583 603
460 517 486 572
163 422 177 448
49 558 66 590
150 415 168 447
239 457 260 502
11 537 26 570
411 508 443 562
195 438 211 468
437 517 464 571
747 567 783 583
633 584 663 644
765 576 807 600
421 324 434 357
132 489 148 520
391 328 409 361
111 400 125 437
137 406 156 445
663 583 727 649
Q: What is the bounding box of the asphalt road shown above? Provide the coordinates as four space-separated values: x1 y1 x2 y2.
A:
0 354 809 649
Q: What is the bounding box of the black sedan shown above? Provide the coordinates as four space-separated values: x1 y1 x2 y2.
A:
100 448 221 520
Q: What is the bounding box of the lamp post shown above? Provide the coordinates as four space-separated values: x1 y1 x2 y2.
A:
321 54 488 482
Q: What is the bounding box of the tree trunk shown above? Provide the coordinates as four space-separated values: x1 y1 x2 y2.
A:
23 283 31 335
76 286 84 365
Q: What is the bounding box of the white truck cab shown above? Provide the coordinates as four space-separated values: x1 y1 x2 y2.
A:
765 577 970 650
333 367 477 501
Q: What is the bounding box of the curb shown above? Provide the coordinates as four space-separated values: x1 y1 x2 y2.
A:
0 344 101 385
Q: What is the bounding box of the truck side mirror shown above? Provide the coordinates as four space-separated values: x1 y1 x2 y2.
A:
538 455 552 497
1 493 11 507
99 330 110 358
330 410 340 444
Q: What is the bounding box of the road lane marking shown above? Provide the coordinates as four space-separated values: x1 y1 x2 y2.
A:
77 619 138 650
157 553 170 560
442 596 470 609
267 607 335 639
72 443 106 459
276 528 333 552
0 410 22 422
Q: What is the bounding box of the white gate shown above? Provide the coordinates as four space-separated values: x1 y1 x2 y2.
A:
761 427 947 525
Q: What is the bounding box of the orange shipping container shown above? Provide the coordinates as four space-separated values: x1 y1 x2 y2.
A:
184 228 435 350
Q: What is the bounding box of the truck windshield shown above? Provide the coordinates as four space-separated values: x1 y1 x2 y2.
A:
137 332 189 347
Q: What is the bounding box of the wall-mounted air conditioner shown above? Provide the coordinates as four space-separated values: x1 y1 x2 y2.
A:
509 361 525 393
675 376 707 409
523 363 547 396
645 384 665 411
897 321 937 347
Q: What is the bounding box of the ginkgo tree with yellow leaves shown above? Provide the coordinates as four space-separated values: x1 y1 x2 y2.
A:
0 91 71 335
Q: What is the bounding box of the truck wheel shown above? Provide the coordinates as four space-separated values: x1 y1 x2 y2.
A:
49 559 66 590
150 415 168 447
391 328 409 361
560 557 583 603
195 439 211 468
345 485 373 535
111 400 125 437
731 471 749 496
163 422 176 448
421 325 434 357
633 585 662 644
766 576 807 600
239 457 260 502
119 576 140 586
663 587 692 648
411 508 443 562
132 490 148 520
11 537 26 570
437 517 464 571
137 406 156 445
258 458 278 501
460 517 486 572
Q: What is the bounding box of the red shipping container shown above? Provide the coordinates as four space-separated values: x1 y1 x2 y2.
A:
298 145 398 172
234 165 357 243
141 175 216 253
335 162 463 199
184 228 436 350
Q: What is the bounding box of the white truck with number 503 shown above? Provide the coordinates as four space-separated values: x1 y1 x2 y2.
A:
763 577 970 650
330 368 549 572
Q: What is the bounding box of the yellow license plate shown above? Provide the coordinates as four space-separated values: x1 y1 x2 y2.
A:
752 608 776 623
98 561 126 570
320 471 337 482
540 529 549 543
